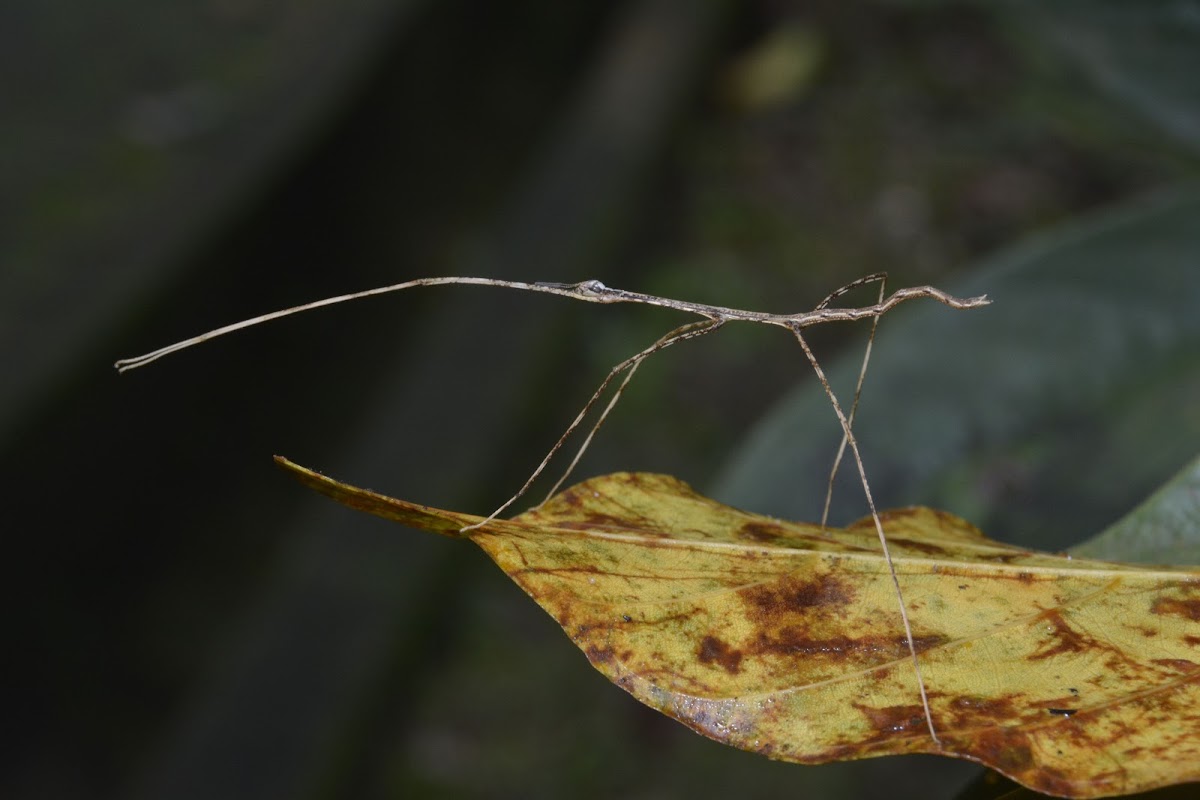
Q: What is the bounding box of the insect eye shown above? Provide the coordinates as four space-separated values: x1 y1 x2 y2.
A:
578 279 607 294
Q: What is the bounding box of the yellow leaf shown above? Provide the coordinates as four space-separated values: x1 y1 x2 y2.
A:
276 457 1200 799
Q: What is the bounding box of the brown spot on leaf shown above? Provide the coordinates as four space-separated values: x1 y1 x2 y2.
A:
971 727 1035 774
737 521 785 543
1151 658 1198 673
742 574 854 619
1152 597 1200 621
886 537 949 556
698 635 743 674
854 702 926 736
947 694 1019 726
752 628 946 663
1185 635 1200 647
755 630 857 659
586 645 617 666
558 512 650 532
1031 610 1089 661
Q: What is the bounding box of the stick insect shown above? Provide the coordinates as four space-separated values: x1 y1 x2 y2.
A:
116 273 990 744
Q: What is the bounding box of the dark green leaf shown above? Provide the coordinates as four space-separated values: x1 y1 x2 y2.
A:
1006 2 1200 154
1074 454 1200 565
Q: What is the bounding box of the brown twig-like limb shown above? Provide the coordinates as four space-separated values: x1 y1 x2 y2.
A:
818 273 888 528
792 325 940 746
116 272 989 746
460 318 725 531
537 318 725 504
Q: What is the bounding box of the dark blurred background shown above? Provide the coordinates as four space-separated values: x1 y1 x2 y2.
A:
5 1 1199 798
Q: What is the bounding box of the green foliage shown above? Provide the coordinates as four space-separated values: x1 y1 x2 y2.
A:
1008 1 1200 154
1075 455 1200 566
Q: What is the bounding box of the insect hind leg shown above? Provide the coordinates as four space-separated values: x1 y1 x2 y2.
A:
819 273 887 528
791 320 939 746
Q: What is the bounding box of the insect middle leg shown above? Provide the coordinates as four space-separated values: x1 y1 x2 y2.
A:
461 317 725 531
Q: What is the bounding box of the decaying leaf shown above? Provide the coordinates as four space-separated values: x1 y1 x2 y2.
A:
276 457 1200 799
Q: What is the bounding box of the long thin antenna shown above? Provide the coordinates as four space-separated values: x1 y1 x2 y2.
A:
115 277 592 372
